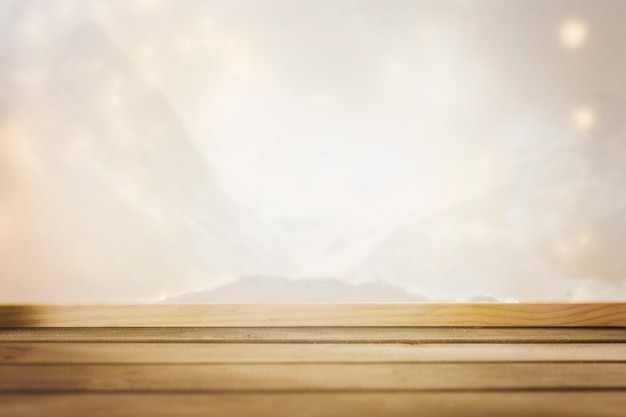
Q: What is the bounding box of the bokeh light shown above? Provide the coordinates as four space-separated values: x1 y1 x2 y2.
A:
559 18 589 50
572 105 596 131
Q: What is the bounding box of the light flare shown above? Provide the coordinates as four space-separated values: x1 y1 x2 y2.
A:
559 18 589 50
572 106 596 131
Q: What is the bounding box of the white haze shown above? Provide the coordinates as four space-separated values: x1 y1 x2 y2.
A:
1 0 626 302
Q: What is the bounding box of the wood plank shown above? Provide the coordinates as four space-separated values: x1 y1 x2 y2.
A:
3 327 626 343
3 392 626 417
3 343 626 364
2 363 626 391
2 303 626 327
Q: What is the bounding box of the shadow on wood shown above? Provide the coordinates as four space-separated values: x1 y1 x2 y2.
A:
0 306 41 328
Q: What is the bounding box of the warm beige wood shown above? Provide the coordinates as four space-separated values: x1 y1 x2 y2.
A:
2 363 626 391
3 342 626 364
3 327 626 343
2 306 625 417
2 303 626 327
3 392 626 417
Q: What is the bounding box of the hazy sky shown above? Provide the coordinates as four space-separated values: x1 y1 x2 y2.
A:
2 0 626 301
96 0 606 216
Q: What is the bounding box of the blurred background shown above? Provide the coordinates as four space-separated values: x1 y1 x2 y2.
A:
1 0 626 302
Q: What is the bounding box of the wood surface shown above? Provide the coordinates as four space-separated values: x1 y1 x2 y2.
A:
2 303 626 327
3 326 626 343
3 363 626 391
3 392 626 417
3 342 625 363
1 304 626 416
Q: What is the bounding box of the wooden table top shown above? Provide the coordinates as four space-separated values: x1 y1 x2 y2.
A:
1 304 625 416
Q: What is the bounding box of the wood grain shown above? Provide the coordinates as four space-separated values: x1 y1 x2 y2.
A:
2 304 626 416
3 327 626 343
3 392 626 417
3 343 626 364
2 303 626 327
2 363 626 391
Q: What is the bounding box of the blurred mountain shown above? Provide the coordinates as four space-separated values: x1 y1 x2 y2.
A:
162 276 428 303
3 2 626 302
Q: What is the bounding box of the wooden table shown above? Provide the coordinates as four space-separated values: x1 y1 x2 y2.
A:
1 304 626 416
